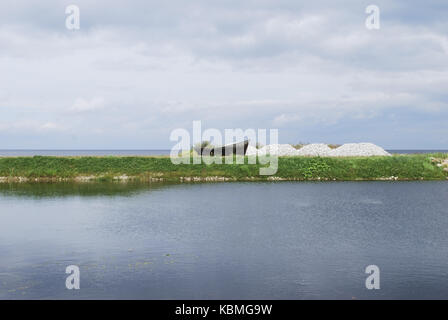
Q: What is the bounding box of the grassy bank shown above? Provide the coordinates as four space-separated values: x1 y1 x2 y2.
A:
0 154 447 182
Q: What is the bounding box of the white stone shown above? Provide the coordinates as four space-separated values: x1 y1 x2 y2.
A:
245 145 259 156
259 144 299 156
245 142 390 157
328 143 391 157
296 143 332 157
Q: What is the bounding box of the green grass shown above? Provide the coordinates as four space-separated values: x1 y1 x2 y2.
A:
0 154 447 182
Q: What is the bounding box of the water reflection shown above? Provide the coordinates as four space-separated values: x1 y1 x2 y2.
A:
0 181 173 198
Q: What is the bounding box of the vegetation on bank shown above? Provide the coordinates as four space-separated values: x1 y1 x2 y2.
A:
0 154 447 182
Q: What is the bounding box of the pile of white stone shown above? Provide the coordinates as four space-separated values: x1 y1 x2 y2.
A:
245 145 259 156
328 143 391 157
296 143 332 157
257 144 298 156
246 143 391 157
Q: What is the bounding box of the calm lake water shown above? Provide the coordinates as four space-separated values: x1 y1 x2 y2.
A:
1 181 448 299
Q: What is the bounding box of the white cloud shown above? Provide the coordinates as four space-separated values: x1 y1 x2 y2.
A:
38 122 66 132
273 113 302 126
0 0 447 148
70 97 105 113
0 120 67 133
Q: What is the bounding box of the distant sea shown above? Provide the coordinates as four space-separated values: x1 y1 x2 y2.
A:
0 149 446 156
387 150 448 154
0 150 172 156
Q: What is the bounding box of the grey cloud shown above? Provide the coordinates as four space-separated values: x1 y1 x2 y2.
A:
0 0 447 148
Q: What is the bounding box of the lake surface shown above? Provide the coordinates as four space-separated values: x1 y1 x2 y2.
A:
1 181 448 299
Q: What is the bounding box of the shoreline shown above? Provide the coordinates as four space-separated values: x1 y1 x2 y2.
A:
0 154 447 183
1 176 447 184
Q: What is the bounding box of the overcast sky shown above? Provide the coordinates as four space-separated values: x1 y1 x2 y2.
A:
1 0 447 149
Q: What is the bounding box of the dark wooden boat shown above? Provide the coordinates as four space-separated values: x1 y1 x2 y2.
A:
195 140 249 156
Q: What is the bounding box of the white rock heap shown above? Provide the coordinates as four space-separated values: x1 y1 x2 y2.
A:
245 142 391 157
328 143 391 157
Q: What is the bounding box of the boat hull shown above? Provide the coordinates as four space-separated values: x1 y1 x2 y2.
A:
195 140 249 156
